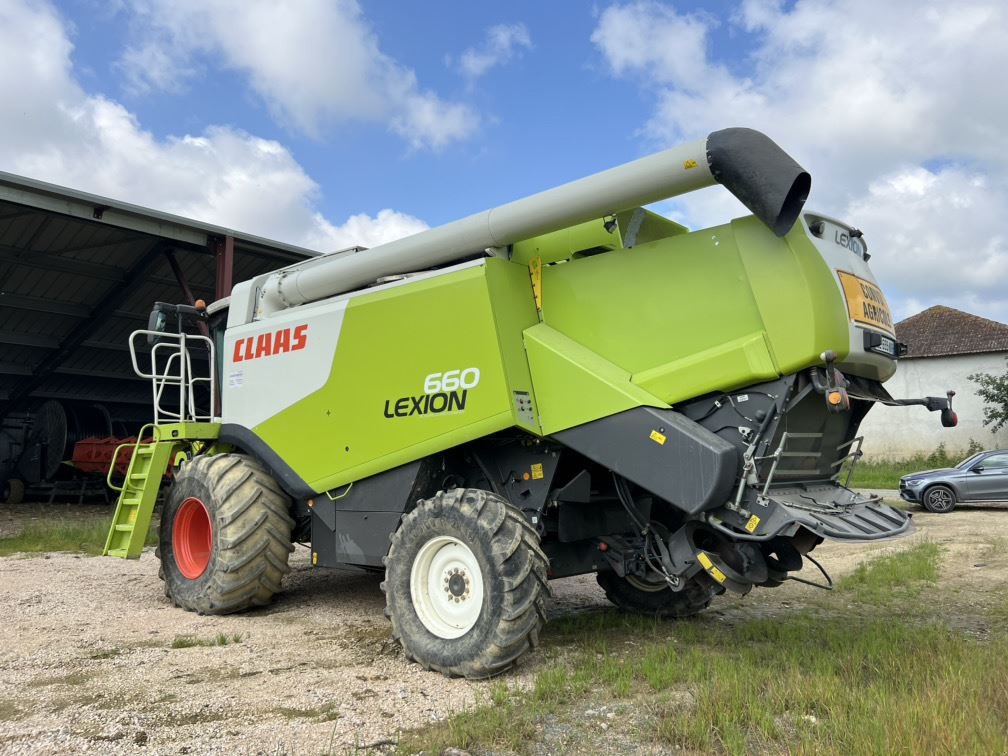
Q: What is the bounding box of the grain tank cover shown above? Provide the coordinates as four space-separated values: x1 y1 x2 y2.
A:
257 127 810 314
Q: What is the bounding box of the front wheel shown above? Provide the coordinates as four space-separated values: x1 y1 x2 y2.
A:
383 488 550 678
922 484 957 514
159 454 294 614
596 570 713 618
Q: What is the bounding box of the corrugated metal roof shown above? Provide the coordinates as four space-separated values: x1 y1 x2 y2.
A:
0 171 321 420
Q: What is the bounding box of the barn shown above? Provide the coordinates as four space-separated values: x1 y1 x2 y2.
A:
0 171 318 502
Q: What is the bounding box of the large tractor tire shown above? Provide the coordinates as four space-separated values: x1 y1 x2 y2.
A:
383 488 550 678
596 570 713 618
2 478 25 506
159 454 294 615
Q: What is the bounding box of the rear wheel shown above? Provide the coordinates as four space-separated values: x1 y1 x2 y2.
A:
2 478 24 505
159 454 294 614
383 488 550 678
922 484 956 513
596 570 713 618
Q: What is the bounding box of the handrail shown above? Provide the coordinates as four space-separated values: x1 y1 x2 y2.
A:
128 331 216 423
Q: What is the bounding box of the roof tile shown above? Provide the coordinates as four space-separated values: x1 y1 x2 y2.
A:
896 305 1008 358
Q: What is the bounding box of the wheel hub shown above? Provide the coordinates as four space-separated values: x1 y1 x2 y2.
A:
410 535 484 639
173 496 212 580
446 570 469 599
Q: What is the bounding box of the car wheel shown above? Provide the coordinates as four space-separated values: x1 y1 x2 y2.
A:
922 484 956 514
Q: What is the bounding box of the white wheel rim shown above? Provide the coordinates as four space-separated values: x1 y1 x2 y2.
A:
410 535 484 639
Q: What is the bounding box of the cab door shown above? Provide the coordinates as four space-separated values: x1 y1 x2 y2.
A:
965 452 1008 501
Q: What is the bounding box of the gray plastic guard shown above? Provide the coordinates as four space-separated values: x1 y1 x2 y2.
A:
554 407 739 515
716 484 913 541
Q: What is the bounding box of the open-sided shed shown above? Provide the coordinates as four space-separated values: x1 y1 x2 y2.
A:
0 171 319 499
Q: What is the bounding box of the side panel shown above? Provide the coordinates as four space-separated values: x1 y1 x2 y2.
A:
524 323 667 435
554 406 739 515
252 264 515 492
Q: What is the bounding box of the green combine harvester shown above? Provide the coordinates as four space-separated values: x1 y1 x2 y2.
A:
104 128 955 678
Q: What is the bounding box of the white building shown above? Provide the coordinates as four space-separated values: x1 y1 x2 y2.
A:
859 306 1008 460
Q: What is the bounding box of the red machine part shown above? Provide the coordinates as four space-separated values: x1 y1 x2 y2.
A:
71 436 176 478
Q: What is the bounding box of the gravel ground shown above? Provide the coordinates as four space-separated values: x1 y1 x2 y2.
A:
1 495 1006 755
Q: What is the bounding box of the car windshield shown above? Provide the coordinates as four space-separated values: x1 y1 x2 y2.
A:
955 453 984 470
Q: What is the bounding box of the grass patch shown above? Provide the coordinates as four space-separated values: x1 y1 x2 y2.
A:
27 671 94 688
837 541 943 604
0 517 157 556
402 610 1008 755
274 703 342 722
848 441 982 489
89 648 122 660
170 632 243 649
0 699 22 721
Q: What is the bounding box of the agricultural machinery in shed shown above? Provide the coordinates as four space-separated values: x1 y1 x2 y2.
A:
104 128 956 678
1 400 151 504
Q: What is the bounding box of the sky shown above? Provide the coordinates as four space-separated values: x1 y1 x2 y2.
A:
1 0 1006 323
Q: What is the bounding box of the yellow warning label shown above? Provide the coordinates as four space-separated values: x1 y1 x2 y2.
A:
745 514 761 533
697 551 726 583
529 256 543 311
530 463 544 480
649 429 667 445
837 270 894 335
312 552 318 565
683 159 698 169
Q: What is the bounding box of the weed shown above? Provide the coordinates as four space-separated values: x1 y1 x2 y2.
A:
89 648 121 660
170 633 243 649
274 703 341 722
0 700 22 721
838 540 942 604
27 671 93 688
847 440 983 489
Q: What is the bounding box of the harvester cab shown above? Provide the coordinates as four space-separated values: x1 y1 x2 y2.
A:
106 128 955 678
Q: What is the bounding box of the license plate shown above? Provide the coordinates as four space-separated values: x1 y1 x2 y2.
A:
837 271 894 334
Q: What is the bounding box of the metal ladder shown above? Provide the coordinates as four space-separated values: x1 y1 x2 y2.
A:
102 425 182 558
103 329 218 559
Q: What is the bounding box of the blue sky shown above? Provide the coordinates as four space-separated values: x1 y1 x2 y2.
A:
3 0 1007 323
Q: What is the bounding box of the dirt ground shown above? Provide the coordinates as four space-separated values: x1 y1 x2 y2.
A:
0 497 1006 755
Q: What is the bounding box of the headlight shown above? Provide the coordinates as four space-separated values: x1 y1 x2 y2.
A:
907 479 925 488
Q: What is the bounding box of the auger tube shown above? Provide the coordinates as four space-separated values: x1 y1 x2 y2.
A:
260 127 809 313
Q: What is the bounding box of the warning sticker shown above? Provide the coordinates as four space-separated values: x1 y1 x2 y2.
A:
530 463 544 480
649 430 667 445
745 515 761 533
837 271 895 334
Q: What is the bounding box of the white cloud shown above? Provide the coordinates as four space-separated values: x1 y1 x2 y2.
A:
0 0 425 253
454 23 532 82
116 0 478 150
591 0 1008 322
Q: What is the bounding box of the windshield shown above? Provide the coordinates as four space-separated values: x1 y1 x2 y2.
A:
955 453 984 470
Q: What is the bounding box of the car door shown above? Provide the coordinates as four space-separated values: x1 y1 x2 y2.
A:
964 452 1008 501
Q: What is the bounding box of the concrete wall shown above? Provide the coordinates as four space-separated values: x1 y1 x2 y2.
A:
858 352 1008 460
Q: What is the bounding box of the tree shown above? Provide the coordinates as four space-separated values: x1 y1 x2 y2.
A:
969 358 1008 432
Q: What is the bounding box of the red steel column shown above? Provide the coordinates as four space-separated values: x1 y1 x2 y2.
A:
215 235 234 300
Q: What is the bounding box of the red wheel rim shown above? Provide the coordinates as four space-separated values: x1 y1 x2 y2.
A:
173 497 212 579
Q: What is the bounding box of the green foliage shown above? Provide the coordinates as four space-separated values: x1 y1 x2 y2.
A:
847 440 984 489
0 516 158 557
970 358 1008 431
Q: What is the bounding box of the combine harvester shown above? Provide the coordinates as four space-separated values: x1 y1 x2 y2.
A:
104 128 955 677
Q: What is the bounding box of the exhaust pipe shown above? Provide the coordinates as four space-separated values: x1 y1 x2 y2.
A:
261 128 809 313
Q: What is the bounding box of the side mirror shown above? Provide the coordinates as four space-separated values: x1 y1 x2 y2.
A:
940 408 957 427
972 466 984 473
